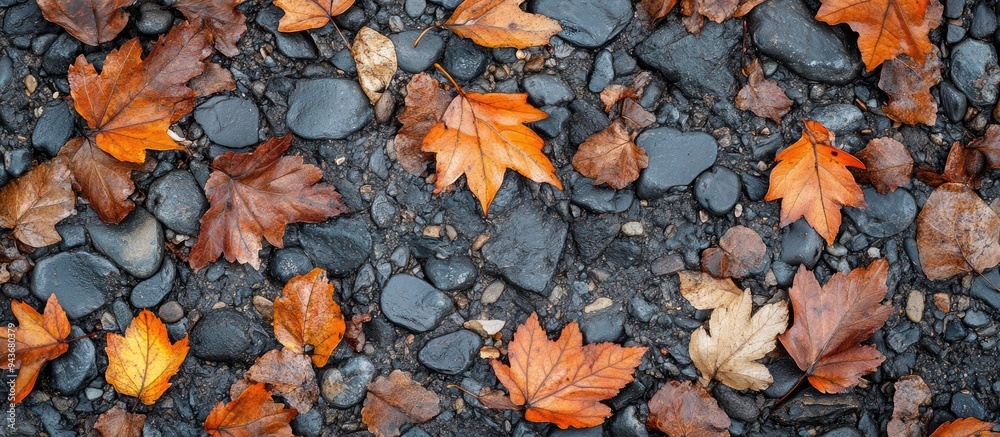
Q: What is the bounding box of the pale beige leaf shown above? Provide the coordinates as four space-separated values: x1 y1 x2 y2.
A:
677 271 743 310
353 27 397 104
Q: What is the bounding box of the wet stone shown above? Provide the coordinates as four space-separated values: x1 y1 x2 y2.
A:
405 0 426 17
886 321 920 353
287 79 372 140
42 33 79 75
137 2 174 35
48 326 97 395
946 0 965 18
418 330 481 375
774 392 862 425
694 166 741 216
300 217 373 276
256 7 318 59
390 30 445 73
635 20 739 99
971 268 1000 310
3 1 52 36
963 310 990 327
807 104 863 134
424 256 477 291
483 200 568 295
158 301 184 324
31 252 119 319
146 170 207 236
944 320 967 341
269 248 314 283
441 37 487 81
636 127 718 199
194 96 260 148
523 74 574 106
589 49 614 93
970 3 997 39
713 385 760 422
87 208 165 279
610 405 648 437
533 105 571 138
844 188 916 238
532 0 631 48
950 392 987 419
130 257 176 308
571 177 633 213
550 426 603 437
321 356 376 407
0 54 12 90
940 81 968 123
581 306 625 343
32 100 74 156
822 428 862 437
780 219 824 269
5 149 32 177
569 100 611 145
381 274 453 332
113 300 132 331
948 24 968 44
190 308 253 362
950 39 1000 106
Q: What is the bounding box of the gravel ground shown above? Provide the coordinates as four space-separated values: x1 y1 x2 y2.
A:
1 0 999 436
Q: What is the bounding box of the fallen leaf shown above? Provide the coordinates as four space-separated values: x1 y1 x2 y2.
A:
887 375 931 437
272 268 346 367
58 137 140 224
916 183 1000 280
816 0 938 71
640 0 679 20
476 387 519 410
689 289 788 390
11 294 70 404
394 72 453 175
880 46 941 126
647 380 732 436
95 406 145 437
736 59 793 124
444 0 562 49
189 135 350 270
37 0 134 46
423 87 562 214
172 0 248 56
490 313 647 428
362 370 442 437
854 137 913 194
247 349 319 413
677 270 743 310
930 418 1000 436
68 21 212 163
701 225 767 279
765 120 866 245
664 0 765 33
915 142 987 189
572 120 649 189
353 27 397 104
779 259 892 393
0 158 75 248
969 125 1000 168
190 63 238 98
599 71 653 112
204 382 297 437
273 0 355 32
345 313 372 352
105 309 189 405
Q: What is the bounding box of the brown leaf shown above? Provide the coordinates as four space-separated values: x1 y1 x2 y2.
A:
476 387 519 410
572 120 649 189
930 418 1000 436
599 71 653 112
640 0 679 20
0 158 75 248
880 45 941 126
189 63 237 98
272 268 346 367
779 260 893 393
699 0 738 22
204 382 297 437
394 72 452 175
345 313 372 353
647 380 732 436
915 142 987 189
678 270 744 310
620 98 656 130
353 27 397 104
736 59 793 124
701 225 767 279
967 125 1000 169
887 375 931 437
37 0 134 46
59 137 140 224
11 294 71 404
105 310 189 405
444 0 562 49
362 370 442 437
95 406 145 437
189 135 350 270
247 349 319 413
274 0 355 32
854 137 913 194
172 0 248 56
817 0 941 71
916 183 1000 280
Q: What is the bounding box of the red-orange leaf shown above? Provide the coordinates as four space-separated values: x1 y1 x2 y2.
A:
273 0 355 32
444 0 562 49
0 158 75 248
173 0 249 57
640 0 679 20
11 294 71 404
571 119 649 189
94 406 145 437
816 0 937 71
204 382 297 437
394 72 452 175
647 380 732 436
930 418 1000 437
854 137 913 194
272 268 346 367
37 0 134 46
361 370 442 437
915 142 987 189
736 59 793 124
58 137 141 224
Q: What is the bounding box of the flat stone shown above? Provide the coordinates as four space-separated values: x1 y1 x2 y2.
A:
269 247 315 283
381 274 453 332
137 1 174 35
483 200 567 295
87 208 164 279
194 96 260 148
635 20 739 99
130 257 176 308
570 177 634 213
321 356 376 407
189 308 253 362
523 74 574 106
441 37 487 81
780 219 824 268
845 188 916 238
589 49 614 93
287 78 372 140
694 166 741 216
31 100 74 156
390 30 445 73
951 39 1000 106
533 105 571 138
300 217 372 276
146 170 207 236
807 104 864 134
774 392 862 425
256 6 318 59
533 0 631 48
636 128 718 199
31 252 119 319
424 255 477 291
48 326 97 395
581 306 625 342
418 330 481 374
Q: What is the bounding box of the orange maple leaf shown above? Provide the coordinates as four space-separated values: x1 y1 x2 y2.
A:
930 418 1000 437
764 120 866 245
444 0 562 49
105 310 189 405
36 0 133 46
273 0 355 32
10 295 71 404
272 268 346 367
204 382 297 437
68 21 212 163
816 0 937 71
490 313 647 429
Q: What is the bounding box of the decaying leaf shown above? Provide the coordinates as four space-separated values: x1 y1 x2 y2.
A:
362 370 442 437
677 270 743 310
855 137 913 194
879 45 941 126
599 71 653 112
95 406 145 437
58 137 140 224
273 0 355 32
444 0 562 49
204 382 297 437
647 380 732 437
490 313 647 428
189 135 350 270
640 0 679 20
700 225 767 279
37 0 134 46
916 183 1000 280
735 59 793 124
915 142 987 189
968 125 1000 169
394 72 453 175
571 119 649 189
0 158 75 248
689 289 788 390
816 0 939 71
929 418 1000 436
644 0 764 33
779 260 892 393
105 309 189 405
353 27 397 104
190 63 238 98
345 313 372 352
476 387 520 410
11 295 71 404
887 375 932 437
172 0 248 56
272 268 346 367
247 349 319 413
765 120 866 245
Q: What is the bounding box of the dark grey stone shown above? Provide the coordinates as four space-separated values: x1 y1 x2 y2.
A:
948 23 968 44
610 405 648 437
532 0 631 48
418 330 481 374
190 308 253 362
950 392 987 419
523 74 574 106
636 127 718 199
137 2 174 35
844 188 916 238
940 81 969 122
146 170 206 236
381 274 453 332
31 100 74 156
774 392 862 425
256 6 318 59
194 96 260 148
321 356 376 407
269 248 315 283
780 219 824 268
533 105 571 138
970 3 997 39
130 257 176 308
441 37 488 81
390 30 446 73
571 177 634 213
713 384 760 422
4 149 32 177
425 256 477 291
951 39 1000 106
287 79 372 140
87 208 165 279
48 326 97 395
694 166 741 216
807 104 864 134
581 307 625 342
635 20 739 99
971 268 1000 310
483 200 567 295
568 100 611 145
589 49 614 93
3 1 52 36
42 33 80 75
301 217 372 275
31 252 119 319
405 0 426 17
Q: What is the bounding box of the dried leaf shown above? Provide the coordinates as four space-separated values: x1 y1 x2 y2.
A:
640 0 679 20
105 310 189 405
701 225 767 279
969 125 1000 168
599 71 653 112
172 0 248 56
736 59 793 124
880 44 941 126
204 382 297 437
394 72 452 175
855 137 913 194
765 120 866 245
490 313 647 428
779 260 892 393
95 406 145 437
11 295 70 404
190 63 237 98
916 183 1000 280
690 289 788 390
353 27 397 104
247 349 319 413
571 119 649 189
0 158 75 247
930 418 1000 437
476 387 519 410
816 0 939 71
59 137 140 224
677 270 743 310
272 268 346 367
273 0 355 32
345 313 372 352
37 0 134 46
189 135 350 270
887 375 931 437
647 380 732 437
915 142 987 189
362 370 442 437
444 0 562 49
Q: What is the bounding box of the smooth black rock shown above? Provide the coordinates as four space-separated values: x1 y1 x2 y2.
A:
940 81 969 122
523 74 574 106
589 49 614 93
405 0 426 17
287 79 372 140
31 252 119 319
190 308 253 362
48 326 97 395
822 428 862 437
3 1 52 35
568 100 611 145
971 268 1000 310
194 96 260 148
390 30 446 73
269 248 314 283
0 54 13 90
748 0 860 84
970 3 997 39
381 274 453 332
946 0 965 18
765 357 806 398
301 217 372 276
808 104 863 134
441 37 488 81
944 320 967 341
425 256 477 291
321 356 376 407
87 208 164 279
844 188 916 238
573 214 622 262
146 170 206 236
4 149 32 177
31 100 74 156
550 426 603 437
130 257 176 308
780 219 824 268
137 2 174 35
256 7 318 59
533 105 571 138
533 0 631 48
774 392 862 425
483 200 568 295
948 23 968 44
571 177 634 213
635 20 739 99
42 33 79 75
713 385 760 422
418 330 481 374
636 127 718 199
694 167 741 216
291 409 323 437
951 39 1000 106
581 307 625 342
950 392 987 419
610 405 648 437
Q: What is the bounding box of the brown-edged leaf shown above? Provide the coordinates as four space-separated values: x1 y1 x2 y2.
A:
246 348 319 413
444 0 562 49
273 0 355 32
11 294 71 404
879 45 941 126
647 380 732 436
930 418 1000 436
172 0 248 56
362 370 442 437
345 313 372 352
572 119 649 189
816 0 940 71
640 0 679 20
37 0 134 46
968 125 1000 168
736 59 793 124
272 268 346 367
678 270 744 310
190 63 237 98
915 142 987 189
599 71 653 112
59 137 140 224
353 27 397 104
916 183 1000 280
0 158 75 248
701 225 767 279
887 375 932 437
95 406 145 437
105 310 189 405
854 137 913 194
204 381 297 437
394 72 452 175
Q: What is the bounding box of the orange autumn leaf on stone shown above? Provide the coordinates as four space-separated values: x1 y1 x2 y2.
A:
204 382 297 437
779 259 893 394
37 0 134 46
572 119 649 189
736 58 793 124
490 313 647 429
68 22 212 163
765 120 866 245
0 158 75 248
444 0 562 49
273 0 355 32
640 0 679 20
189 135 349 271
646 380 732 436
94 406 145 437
930 418 1000 437
10 295 71 404
172 0 248 57
58 137 141 224
105 310 189 405
816 0 935 71
362 370 442 437
272 268 346 367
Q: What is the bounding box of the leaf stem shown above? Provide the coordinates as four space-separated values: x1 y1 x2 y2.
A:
414 24 441 48
773 371 809 407
332 21 355 57
65 331 97 344
434 63 465 96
